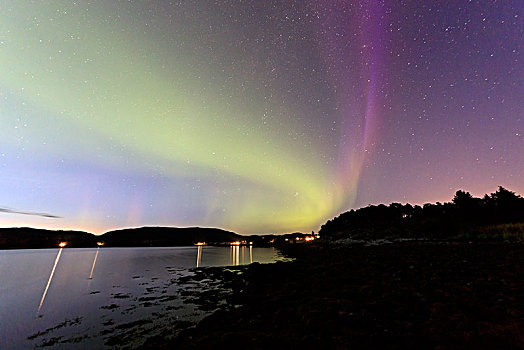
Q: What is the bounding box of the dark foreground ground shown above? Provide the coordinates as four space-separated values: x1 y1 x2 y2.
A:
145 242 524 349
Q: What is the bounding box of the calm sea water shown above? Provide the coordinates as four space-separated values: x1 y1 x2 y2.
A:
0 246 284 349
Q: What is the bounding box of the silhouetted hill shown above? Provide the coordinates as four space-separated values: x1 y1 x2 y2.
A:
0 228 97 249
0 226 309 249
99 227 241 247
0 226 246 249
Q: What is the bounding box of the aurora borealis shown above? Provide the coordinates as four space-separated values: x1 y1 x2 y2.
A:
1 1 522 234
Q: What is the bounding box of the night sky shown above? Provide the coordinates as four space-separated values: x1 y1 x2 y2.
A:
1 1 522 234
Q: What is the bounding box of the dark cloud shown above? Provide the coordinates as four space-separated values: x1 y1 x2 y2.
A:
0 207 61 219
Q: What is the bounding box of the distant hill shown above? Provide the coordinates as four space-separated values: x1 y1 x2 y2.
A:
0 226 312 250
0 228 96 249
0 226 248 249
99 227 241 247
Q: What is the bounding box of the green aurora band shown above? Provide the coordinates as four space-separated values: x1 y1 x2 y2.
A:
0 2 373 233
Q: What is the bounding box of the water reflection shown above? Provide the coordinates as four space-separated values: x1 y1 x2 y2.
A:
1 246 283 349
89 247 100 280
229 245 254 266
37 246 64 314
196 245 203 267
236 246 240 265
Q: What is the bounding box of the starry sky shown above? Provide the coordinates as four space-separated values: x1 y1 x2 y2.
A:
1 1 522 235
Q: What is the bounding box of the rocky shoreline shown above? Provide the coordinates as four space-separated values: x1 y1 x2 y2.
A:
143 241 524 349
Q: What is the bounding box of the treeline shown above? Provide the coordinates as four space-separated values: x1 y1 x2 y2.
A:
319 187 524 241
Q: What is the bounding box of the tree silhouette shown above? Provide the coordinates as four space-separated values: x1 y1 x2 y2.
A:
452 190 473 206
319 187 524 241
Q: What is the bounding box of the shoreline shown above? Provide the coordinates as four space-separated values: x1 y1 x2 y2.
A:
143 241 524 349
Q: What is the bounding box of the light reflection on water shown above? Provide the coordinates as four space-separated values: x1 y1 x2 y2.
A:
0 246 284 349
37 247 63 314
88 247 100 280
229 245 254 266
196 245 203 267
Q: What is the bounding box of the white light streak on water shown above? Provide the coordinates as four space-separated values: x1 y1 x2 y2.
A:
37 247 63 314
